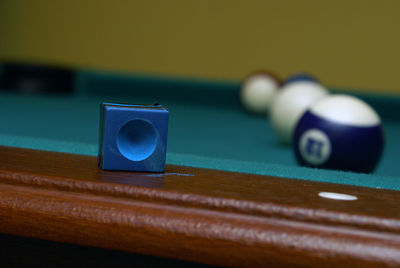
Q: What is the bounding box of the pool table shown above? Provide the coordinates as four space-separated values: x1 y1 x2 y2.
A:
1 64 400 267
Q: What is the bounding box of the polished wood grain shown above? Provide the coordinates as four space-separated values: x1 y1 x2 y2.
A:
1 146 400 267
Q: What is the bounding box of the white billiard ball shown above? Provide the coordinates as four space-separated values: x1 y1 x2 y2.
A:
240 72 281 114
293 95 384 173
270 81 329 144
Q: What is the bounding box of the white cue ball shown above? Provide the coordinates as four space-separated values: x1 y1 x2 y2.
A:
240 73 280 114
270 81 329 144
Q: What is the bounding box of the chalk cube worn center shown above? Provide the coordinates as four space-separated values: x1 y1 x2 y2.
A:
98 102 169 172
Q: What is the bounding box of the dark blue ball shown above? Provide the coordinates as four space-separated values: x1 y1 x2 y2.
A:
293 96 384 173
284 73 318 86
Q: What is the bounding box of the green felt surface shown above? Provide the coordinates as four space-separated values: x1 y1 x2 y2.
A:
0 69 400 190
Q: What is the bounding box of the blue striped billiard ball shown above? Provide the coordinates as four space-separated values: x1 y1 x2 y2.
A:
293 95 384 173
283 73 319 86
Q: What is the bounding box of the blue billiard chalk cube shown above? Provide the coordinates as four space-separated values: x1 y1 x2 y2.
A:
98 102 169 172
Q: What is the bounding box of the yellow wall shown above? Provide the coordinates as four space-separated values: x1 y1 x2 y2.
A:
0 0 399 92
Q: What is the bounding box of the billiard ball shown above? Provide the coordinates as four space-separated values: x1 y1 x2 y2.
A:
284 73 318 85
270 81 329 144
240 72 281 114
293 95 384 173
